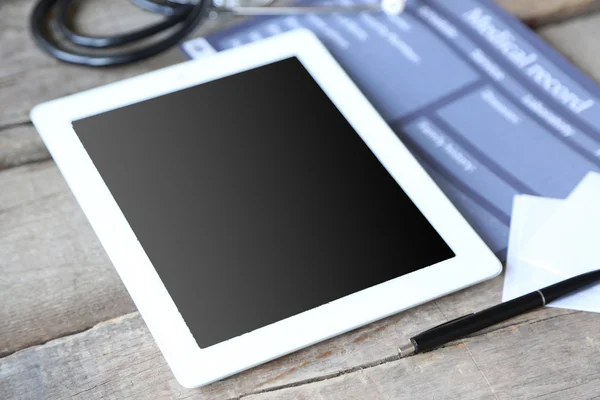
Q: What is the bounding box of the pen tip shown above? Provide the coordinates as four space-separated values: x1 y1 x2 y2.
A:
398 343 416 358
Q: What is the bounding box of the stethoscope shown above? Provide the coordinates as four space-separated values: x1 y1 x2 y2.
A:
30 0 406 67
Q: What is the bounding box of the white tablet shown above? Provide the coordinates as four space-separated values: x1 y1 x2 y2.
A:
31 29 500 388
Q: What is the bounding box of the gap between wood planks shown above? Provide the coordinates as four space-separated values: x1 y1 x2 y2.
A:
0 322 96 359
232 307 579 399
0 122 50 172
0 303 580 399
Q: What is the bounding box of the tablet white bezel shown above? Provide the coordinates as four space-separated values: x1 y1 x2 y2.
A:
31 29 501 388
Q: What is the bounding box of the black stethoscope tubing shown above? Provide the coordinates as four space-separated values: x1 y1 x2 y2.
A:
30 0 209 67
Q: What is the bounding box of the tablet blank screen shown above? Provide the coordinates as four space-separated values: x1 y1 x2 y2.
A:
73 57 454 348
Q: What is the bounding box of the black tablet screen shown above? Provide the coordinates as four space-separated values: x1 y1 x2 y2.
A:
73 57 454 348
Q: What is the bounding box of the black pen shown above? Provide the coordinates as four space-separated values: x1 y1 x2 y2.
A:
398 269 600 358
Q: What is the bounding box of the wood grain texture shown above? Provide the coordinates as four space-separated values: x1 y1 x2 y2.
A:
247 311 600 400
495 0 600 25
0 124 49 171
246 354 498 400
464 311 600 400
0 307 433 400
0 306 486 400
1 297 596 399
0 161 136 357
540 11 600 84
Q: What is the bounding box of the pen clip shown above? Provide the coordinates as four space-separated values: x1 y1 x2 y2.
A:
417 313 476 337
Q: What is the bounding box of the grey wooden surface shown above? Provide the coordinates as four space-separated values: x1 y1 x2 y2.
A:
2 0 600 399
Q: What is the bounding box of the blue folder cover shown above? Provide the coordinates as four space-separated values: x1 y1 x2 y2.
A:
182 0 600 258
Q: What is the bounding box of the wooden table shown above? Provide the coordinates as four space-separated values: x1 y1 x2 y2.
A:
2 1 600 398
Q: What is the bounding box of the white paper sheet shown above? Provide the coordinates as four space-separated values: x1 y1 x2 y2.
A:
503 185 600 313
503 195 562 302
520 172 600 278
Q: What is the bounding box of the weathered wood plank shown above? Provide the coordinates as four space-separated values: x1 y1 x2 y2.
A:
496 0 600 26
540 11 600 84
247 311 600 400
0 161 136 357
0 307 491 400
1 297 595 399
0 124 49 171
249 357 497 400
463 310 600 399
246 355 495 400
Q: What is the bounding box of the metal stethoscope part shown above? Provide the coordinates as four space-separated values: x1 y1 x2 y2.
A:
214 0 405 16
